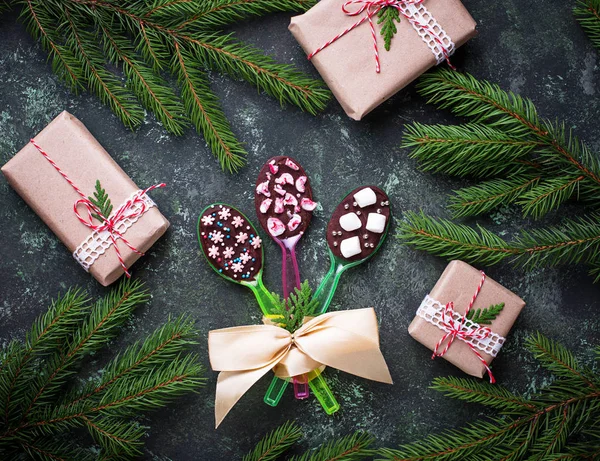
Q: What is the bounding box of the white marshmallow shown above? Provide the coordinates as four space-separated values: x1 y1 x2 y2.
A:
340 236 362 258
366 213 386 233
339 212 362 232
353 187 377 208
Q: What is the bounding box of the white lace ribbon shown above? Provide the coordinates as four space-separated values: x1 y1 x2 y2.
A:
402 2 455 65
73 190 156 271
416 295 506 357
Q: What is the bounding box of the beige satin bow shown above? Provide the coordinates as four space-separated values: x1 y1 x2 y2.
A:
208 308 393 427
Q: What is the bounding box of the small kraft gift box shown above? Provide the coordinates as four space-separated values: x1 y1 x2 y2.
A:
408 260 526 382
1 111 169 286
289 0 477 120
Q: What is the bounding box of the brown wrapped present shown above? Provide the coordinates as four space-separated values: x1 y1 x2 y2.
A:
1 111 169 286
408 261 525 381
289 0 477 120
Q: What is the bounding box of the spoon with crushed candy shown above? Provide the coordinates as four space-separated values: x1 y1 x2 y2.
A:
314 185 391 314
254 156 317 299
255 156 318 404
198 203 277 317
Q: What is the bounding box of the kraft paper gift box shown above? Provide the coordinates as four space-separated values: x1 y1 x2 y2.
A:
289 0 477 120
1 111 169 286
408 260 526 379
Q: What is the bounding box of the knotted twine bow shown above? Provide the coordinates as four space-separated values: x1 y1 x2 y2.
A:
431 271 496 383
30 139 165 277
209 308 392 427
307 0 455 73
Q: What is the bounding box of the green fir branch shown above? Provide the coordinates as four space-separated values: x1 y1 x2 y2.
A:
403 123 540 178
0 280 204 459
513 215 600 268
377 6 400 51
399 70 600 280
16 0 330 172
290 431 374 461
430 377 537 414
377 334 600 461
172 41 246 172
417 69 542 137
517 176 584 219
466 302 504 325
448 176 540 218
176 0 318 29
186 32 330 115
243 421 303 461
574 0 600 49
399 212 600 273
398 211 517 265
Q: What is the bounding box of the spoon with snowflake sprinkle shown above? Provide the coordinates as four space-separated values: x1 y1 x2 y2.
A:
198 204 277 316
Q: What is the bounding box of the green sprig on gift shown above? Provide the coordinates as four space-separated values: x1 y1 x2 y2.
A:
88 179 113 223
378 6 401 51
270 281 319 333
466 302 504 325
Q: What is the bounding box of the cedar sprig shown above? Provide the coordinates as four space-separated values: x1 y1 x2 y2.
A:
377 333 600 460
88 179 113 222
574 0 600 50
466 302 504 325
398 69 600 281
270 281 320 333
378 6 400 51
0 278 205 460
16 0 330 173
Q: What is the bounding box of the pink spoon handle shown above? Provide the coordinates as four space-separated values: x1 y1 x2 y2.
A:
277 238 301 300
276 237 308 400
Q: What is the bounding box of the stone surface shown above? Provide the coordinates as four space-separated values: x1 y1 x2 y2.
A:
0 1 599 459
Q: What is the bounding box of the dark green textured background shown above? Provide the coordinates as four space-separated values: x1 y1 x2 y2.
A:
0 1 598 459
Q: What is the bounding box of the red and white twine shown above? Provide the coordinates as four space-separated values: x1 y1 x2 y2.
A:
431 271 497 384
307 0 455 73
30 139 165 278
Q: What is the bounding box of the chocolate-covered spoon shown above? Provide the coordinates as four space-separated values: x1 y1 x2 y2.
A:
254 156 317 299
198 203 277 317
315 185 392 314
255 156 318 403
302 186 391 415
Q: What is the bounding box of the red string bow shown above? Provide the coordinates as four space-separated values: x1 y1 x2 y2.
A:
431 271 497 384
73 184 166 277
30 138 165 278
307 0 455 73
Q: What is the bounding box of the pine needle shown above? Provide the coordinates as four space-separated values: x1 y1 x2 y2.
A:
291 431 374 461
0 279 204 459
574 0 600 49
399 70 600 280
378 334 600 460
17 0 330 172
243 421 303 461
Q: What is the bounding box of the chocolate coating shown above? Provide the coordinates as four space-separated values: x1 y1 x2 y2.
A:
199 204 263 282
254 156 315 240
326 186 391 262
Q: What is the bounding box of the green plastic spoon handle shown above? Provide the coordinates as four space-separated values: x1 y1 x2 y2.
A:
264 376 289 406
314 251 347 315
307 369 340 415
247 275 279 317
